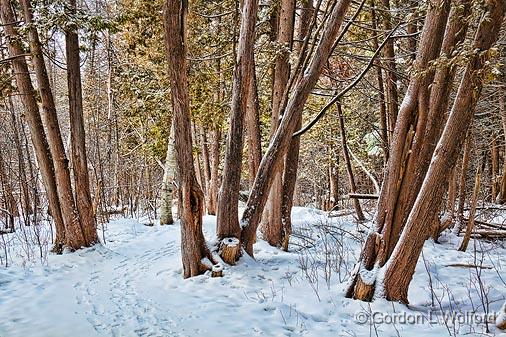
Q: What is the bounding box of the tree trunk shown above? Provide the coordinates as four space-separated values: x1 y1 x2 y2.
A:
382 1 505 303
491 136 498 201
498 92 506 203
371 0 389 160
193 124 204 189
241 0 353 256
329 158 339 209
8 98 31 216
0 0 66 250
20 0 88 250
458 166 481 252
216 0 258 262
65 0 98 249
380 0 399 140
200 125 212 199
434 163 458 240
245 63 262 188
278 0 314 251
454 129 473 234
207 129 221 215
347 0 468 301
0 150 16 229
337 100 365 221
163 0 212 278
262 0 296 247
160 120 175 225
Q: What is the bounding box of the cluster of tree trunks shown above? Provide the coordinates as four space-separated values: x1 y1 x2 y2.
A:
346 0 505 303
0 0 98 252
240 0 354 256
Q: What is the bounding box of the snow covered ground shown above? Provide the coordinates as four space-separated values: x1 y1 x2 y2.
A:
0 207 505 337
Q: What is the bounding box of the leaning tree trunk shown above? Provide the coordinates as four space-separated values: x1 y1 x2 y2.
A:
20 0 85 251
65 0 98 249
9 100 32 216
346 0 473 301
216 0 258 264
381 1 505 303
0 0 66 249
375 0 453 259
384 0 472 256
241 0 353 256
163 0 212 278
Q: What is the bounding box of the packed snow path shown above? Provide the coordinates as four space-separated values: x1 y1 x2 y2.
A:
0 208 505 336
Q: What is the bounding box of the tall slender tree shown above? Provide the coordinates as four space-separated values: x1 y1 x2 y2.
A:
163 0 213 277
261 0 296 248
216 0 259 263
65 0 99 248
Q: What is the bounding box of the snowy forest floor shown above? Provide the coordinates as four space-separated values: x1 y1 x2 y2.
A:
0 207 505 337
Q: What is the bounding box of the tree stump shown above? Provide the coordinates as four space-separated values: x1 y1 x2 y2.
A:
211 264 223 277
219 237 240 265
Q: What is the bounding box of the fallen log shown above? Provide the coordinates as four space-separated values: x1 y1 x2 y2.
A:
445 263 493 269
463 218 506 230
459 229 506 239
348 193 379 200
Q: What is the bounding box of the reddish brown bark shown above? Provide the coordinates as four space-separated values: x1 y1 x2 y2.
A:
241 0 353 256
0 0 65 250
65 0 98 248
278 0 314 251
245 61 262 187
382 0 472 257
262 0 296 248
376 0 452 258
217 0 258 250
347 0 454 301
458 167 481 252
383 1 505 302
163 0 211 278
20 0 87 250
